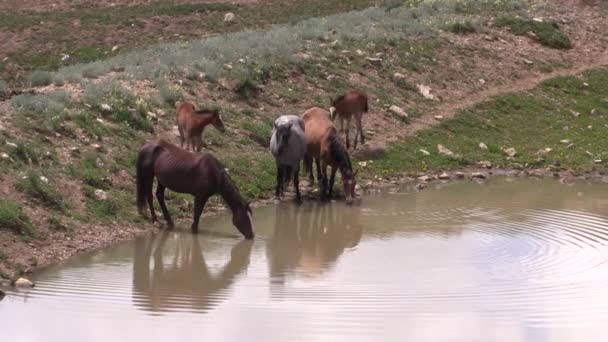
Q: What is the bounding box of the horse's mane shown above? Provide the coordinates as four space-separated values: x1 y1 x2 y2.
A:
219 170 250 213
332 94 346 105
328 130 353 177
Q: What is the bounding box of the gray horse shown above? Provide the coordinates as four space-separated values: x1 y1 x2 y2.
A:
270 115 307 203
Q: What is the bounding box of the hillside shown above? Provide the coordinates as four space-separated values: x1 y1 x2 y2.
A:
0 0 607 281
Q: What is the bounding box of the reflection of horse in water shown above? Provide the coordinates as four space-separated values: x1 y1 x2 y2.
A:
132 232 252 314
266 202 362 284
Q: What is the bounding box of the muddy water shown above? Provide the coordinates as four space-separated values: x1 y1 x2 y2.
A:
2 178 608 341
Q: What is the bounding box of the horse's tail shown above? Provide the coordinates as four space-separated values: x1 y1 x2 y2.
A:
136 142 158 215
303 153 312 175
363 96 369 113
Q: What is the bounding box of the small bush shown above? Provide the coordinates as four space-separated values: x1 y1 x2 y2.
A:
0 80 9 98
85 81 152 131
79 152 110 189
447 20 476 34
52 73 65 86
7 143 39 164
30 71 53 87
81 62 109 79
0 199 34 237
10 91 70 114
16 171 66 212
158 81 183 106
48 216 70 232
495 16 572 49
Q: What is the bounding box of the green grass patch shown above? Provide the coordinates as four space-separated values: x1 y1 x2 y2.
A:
364 67 608 176
0 199 35 237
446 20 477 34
495 15 572 49
16 171 67 212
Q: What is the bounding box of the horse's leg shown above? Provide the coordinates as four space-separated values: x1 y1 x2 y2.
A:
147 178 157 223
305 155 314 186
320 161 328 202
328 166 337 198
155 183 174 229
284 165 292 193
191 195 209 233
315 158 323 198
275 163 283 199
196 133 203 152
294 165 302 204
357 112 365 147
178 126 185 149
345 116 352 149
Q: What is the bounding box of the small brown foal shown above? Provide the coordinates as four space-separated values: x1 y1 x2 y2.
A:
329 90 368 150
176 102 226 152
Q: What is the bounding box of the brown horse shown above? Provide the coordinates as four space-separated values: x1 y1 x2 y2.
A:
136 139 254 239
301 107 357 205
329 90 368 149
176 102 226 152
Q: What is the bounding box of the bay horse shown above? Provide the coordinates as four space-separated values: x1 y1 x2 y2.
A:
176 102 226 152
270 115 307 203
136 139 254 239
329 90 368 150
301 107 357 205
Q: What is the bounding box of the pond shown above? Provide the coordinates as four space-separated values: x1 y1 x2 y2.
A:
2 178 608 341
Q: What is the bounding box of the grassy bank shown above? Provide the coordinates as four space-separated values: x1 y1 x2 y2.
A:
364 67 608 176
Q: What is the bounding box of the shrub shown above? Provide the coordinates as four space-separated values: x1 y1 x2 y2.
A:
7 143 39 164
495 15 572 49
52 73 66 86
447 20 476 34
157 81 184 106
30 71 53 86
0 80 9 98
10 91 70 114
16 171 66 212
0 199 34 237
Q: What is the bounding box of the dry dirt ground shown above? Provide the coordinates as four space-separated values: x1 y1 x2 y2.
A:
0 0 607 283
0 0 257 12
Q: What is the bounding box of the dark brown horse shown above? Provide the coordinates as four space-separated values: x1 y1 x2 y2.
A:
329 90 368 149
136 139 254 239
301 107 357 205
176 102 226 152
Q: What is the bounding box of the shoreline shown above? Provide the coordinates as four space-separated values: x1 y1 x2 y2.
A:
2 164 607 289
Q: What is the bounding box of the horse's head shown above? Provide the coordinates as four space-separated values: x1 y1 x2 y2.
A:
343 169 358 205
210 110 226 133
329 96 337 120
233 203 255 240
274 121 293 156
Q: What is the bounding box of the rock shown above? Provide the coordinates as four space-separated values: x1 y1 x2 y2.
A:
224 12 236 23
146 111 157 119
583 82 589 87
39 176 49 184
416 183 427 191
6 142 17 148
476 161 493 169
69 147 80 155
503 147 517 157
479 142 488 150
434 115 444 121
91 143 102 151
594 159 603 164
61 53 71 62
365 57 383 65
570 110 580 118
0 152 9 159
100 104 112 113
471 172 487 179
437 144 454 157
532 17 544 22
95 158 104 168
111 45 119 52
586 151 594 156
389 105 408 118
591 108 605 116
479 79 486 85
455 171 465 178
526 31 538 39
567 143 575 149
356 49 364 56
419 149 430 156
15 278 34 288
523 59 534 65
418 175 430 182
560 139 571 144
418 84 438 101
358 161 368 167
393 72 406 80
94 189 107 201
439 172 450 180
